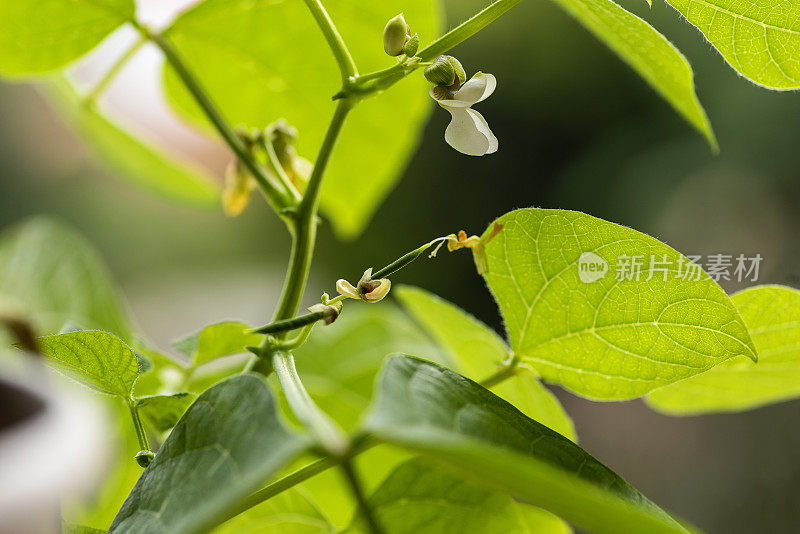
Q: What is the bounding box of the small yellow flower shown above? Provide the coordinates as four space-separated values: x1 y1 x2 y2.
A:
222 159 256 217
433 223 504 274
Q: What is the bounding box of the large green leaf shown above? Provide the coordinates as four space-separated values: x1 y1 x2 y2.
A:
173 321 263 367
395 285 576 441
216 487 334 534
481 208 755 400
47 79 220 208
0 217 130 337
38 330 139 398
647 285 800 414
549 0 715 147
162 0 442 238
665 0 800 89
365 356 686 534
348 458 569 533
109 375 308 534
0 0 134 77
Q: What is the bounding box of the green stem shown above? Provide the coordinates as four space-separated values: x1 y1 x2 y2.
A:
342 460 384 534
260 135 302 203
85 35 147 104
144 29 293 213
271 100 352 323
301 0 358 79
217 436 379 526
254 310 331 334
128 402 150 451
272 351 348 456
479 355 521 388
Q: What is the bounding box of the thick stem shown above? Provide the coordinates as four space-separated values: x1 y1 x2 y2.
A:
342 460 384 534
301 0 358 79
145 29 293 212
85 35 147 104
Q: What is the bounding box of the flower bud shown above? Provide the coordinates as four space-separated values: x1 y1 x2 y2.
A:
445 56 466 86
403 33 419 57
308 303 341 325
135 450 155 468
424 56 455 86
383 14 410 56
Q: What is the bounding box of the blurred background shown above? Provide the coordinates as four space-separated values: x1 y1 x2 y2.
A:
2 0 799 532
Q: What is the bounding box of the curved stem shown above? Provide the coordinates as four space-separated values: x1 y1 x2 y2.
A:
128 402 150 452
144 29 294 213
301 0 358 80
85 35 146 104
272 351 348 456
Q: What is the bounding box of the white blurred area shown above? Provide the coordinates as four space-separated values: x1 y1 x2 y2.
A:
0 363 109 534
69 0 227 175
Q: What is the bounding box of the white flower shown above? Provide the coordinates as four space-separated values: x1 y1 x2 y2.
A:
431 72 498 156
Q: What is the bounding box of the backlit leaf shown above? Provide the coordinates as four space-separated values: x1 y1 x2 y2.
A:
481 208 755 400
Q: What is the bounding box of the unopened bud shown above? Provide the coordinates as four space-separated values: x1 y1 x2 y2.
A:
222 159 255 217
135 450 154 468
424 56 455 86
383 14 410 56
307 303 341 325
403 33 419 57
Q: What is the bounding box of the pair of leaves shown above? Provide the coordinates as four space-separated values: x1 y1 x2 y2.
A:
478 208 756 400
648 285 800 414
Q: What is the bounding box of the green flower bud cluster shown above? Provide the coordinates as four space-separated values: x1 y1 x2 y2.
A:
383 13 418 57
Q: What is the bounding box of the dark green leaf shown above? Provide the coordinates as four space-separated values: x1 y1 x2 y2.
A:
365 356 686 534
348 458 568 533
109 375 308 534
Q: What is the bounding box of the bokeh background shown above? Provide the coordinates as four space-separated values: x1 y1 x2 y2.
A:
2 0 800 532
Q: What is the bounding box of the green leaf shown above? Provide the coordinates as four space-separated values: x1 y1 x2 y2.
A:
365 356 686 534
292 304 448 431
395 285 576 440
0 0 134 77
63 524 107 534
38 330 139 398
136 392 196 432
647 285 800 414
665 0 800 89
46 79 220 208
161 0 442 238
549 0 715 148
348 458 568 534
109 375 308 534
481 208 755 400
0 217 130 337
173 321 263 367
216 487 334 534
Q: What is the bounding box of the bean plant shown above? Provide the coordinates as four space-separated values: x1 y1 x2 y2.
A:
1 0 799 533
